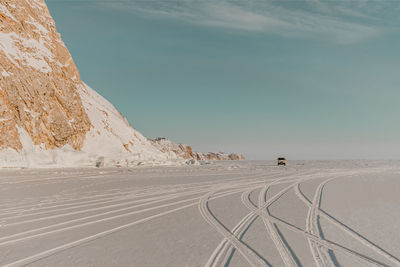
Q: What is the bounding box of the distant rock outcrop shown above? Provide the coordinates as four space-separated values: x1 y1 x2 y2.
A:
151 138 245 161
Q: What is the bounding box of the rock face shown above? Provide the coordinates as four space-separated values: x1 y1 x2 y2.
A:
151 138 245 161
0 0 171 167
0 0 91 152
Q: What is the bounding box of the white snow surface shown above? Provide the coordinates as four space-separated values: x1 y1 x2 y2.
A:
0 161 399 266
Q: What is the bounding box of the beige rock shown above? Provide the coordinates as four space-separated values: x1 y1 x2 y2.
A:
0 0 91 151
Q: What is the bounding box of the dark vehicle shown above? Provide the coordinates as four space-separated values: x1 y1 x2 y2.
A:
277 157 286 166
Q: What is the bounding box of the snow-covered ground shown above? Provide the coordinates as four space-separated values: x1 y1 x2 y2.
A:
0 161 399 267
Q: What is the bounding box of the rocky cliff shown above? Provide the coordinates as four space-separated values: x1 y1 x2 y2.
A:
151 138 245 161
0 0 172 167
0 0 244 168
0 0 90 151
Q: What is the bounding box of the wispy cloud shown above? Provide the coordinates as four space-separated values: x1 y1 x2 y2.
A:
93 0 398 43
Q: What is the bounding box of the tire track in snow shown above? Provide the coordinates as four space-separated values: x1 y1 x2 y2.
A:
0 176 242 211
269 215 389 267
199 185 270 267
305 178 336 267
0 187 236 245
255 171 387 267
241 172 357 267
1 189 206 227
0 172 267 214
205 186 263 267
296 182 400 266
0 182 236 221
258 173 390 266
204 171 314 267
2 189 246 267
204 170 326 267
257 181 299 267
1 175 268 226
0 184 254 247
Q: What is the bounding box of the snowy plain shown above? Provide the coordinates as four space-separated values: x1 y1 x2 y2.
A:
0 160 399 267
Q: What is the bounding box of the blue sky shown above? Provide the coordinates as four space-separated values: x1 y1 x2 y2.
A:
45 0 400 159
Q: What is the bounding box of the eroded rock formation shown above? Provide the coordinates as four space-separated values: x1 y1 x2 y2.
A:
151 138 245 161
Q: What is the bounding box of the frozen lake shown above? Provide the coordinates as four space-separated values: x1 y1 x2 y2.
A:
0 161 399 266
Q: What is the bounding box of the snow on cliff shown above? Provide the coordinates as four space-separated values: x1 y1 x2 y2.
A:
0 0 173 168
